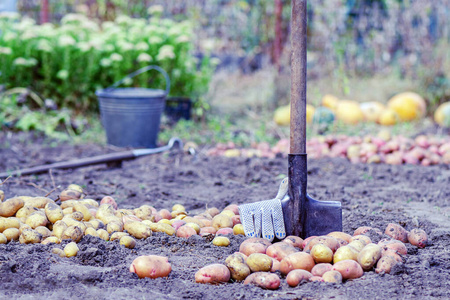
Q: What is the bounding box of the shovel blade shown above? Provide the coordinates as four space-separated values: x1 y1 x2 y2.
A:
303 194 342 238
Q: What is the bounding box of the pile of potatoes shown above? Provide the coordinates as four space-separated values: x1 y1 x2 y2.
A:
196 223 428 289
0 185 246 258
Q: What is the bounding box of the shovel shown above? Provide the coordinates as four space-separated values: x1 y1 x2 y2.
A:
0 137 182 178
239 0 342 240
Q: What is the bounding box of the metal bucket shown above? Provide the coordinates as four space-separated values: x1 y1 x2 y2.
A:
96 65 170 148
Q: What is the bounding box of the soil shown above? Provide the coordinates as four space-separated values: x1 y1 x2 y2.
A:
0 132 449 300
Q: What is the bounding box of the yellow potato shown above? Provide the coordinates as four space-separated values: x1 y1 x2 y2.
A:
41 236 60 244
80 198 99 208
71 211 84 221
225 253 251 281
152 223 176 236
23 196 53 209
59 188 83 202
347 240 366 252
52 220 68 239
0 197 25 217
19 223 32 234
185 222 200 234
0 217 20 232
64 241 79 257
85 227 99 238
96 204 117 223
212 236 230 247
73 203 93 221
106 220 124 234
97 229 109 241
172 204 185 212
35 226 52 239
134 205 154 221
45 202 64 224
52 247 66 258
62 217 87 233
61 225 84 242
0 190 4 202
220 210 235 218
333 245 359 263
3 227 20 241
322 270 343 283
20 228 42 244
246 253 273 272
120 235 136 249
181 217 204 227
233 224 245 235
0 233 7 244
304 236 339 253
124 221 152 239
211 214 233 230
310 244 333 263
15 206 37 222
25 211 48 229
110 232 129 241
357 243 382 271
62 207 74 215
350 235 371 246
87 219 104 230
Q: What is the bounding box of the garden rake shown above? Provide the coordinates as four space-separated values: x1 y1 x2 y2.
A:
239 0 342 241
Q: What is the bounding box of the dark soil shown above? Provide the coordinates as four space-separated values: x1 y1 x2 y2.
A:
1 132 449 300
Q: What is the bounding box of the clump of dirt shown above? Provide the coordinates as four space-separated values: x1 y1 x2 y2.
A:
0 132 449 299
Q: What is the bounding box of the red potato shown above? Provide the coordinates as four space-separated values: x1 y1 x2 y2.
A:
244 272 280 290
286 269 313 287
159 209 172 220
195 264 230 284
266 242 299 261
408 228 428 248
223 204 239 215
171 220 186 231
240 242 267 256
231 215 241 226
382 249 404 263
304 236 339 253
280 252 315 275
241 237 272 247
129 255 171 279
311 263 333 277
206 207 220 217
353 226 373 236
216 228 234 235
270 258 280 273
331 260 364 280
375 256 398 274
310 276 324 282
283 235 304 249
100 196 117 210
336 238 349 248
385 223 409 243
349 235 371 246
199 227 217 236
327 231 352 243
176 225 197 238
322 270 343 283
302 236 317 249
379 239 407 255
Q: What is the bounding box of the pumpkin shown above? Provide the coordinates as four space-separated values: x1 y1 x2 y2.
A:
322 94 340 112
313 107 335 125
274 104 315 126
378 108 400 126
434 102 450 127
360 102 385 122
335 100 364 124
387 92 426 121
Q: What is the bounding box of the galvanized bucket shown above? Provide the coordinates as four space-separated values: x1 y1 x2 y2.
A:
96 65 170 148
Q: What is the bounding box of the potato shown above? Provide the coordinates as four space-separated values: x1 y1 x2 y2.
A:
64 241 79 257
41 236 60 245
61 225 84 242
24 197 53 209
71 211 84 221
375 255 398 274
171 220 186 230
3 227 20 241
20 228 42 244
176 225 197 238
52 220 68 239
283 235 304 249
239 238 271 256
408 228 428 248
97 229 109 241
225 253 251 281
195 264 230 284
271 258 280 273
172 204 185 212
124 221 152 239
185 222 201 234
333 245 358 263
336 238 349 248
52 248 66 258
244 272 280 290
0 197 24 217
385 223 408 243
382 249 404 263
159 209 172 220
280 252 315 275
35 226 52 239
62 207 74 215
349 235 371 246
266 242 299 261
310 244 333 263
353 226 373 236
379 239 407 255
15 206 37 221
200 227 217 236
233 224 245 235
110 232 129 241
212 214 233 230
60 200 77 210
0 233 6 244
100 196 118 210
106 220 124 234
152 223 176 236
120 235 136 249
332 259 364 280
96 204 117 223
59 188 83 202
62 217 87 233
347 240 366 252
322 270 343 283
357 243 382 270
216 228 233 235
246 253 273 272
0 190 4 202
19 223 32 234
85 227 99 238
231 215 241 226
302 235 317 249
286 269 313 287
88 219 104 230
0 217 20 232
25 211 48 229
45 202 64 224
212 236 230 247
311 263 333 277
80 199 99 208
304 236 339 253
206 207 220 217
73 203 92 221
310 276 324 282
172 211 187 219
327 231 352 243
224 204 239 215
220 210 235 218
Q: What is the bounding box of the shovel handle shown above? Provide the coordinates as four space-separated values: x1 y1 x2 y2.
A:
290 0 308 154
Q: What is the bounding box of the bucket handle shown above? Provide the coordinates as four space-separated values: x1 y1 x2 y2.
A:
105 65 170 95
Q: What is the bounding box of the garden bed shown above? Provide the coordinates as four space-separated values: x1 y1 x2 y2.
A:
0 132 449 299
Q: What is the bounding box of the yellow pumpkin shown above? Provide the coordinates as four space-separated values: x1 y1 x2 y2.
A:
434 101 450 127
322 94 340 112
273 104 315 126
387 92 426 121
360 102 385 122
378 108 400 126
335 100 364 124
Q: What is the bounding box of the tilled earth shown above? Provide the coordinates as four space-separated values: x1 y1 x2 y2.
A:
0 132 449 300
